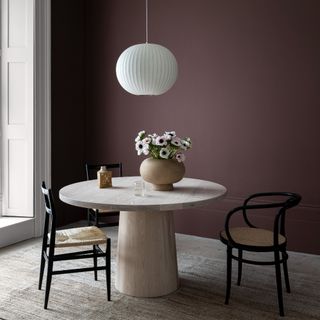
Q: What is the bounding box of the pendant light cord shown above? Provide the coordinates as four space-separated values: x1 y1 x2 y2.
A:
145 0 149 43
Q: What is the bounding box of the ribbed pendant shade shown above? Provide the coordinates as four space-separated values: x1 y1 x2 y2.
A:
116 43 178 95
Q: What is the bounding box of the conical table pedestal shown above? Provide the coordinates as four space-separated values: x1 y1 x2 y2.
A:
116 210 178 297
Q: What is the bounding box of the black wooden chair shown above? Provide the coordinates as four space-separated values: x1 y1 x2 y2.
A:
219 192 301 317
85 163 123 227
39 182 111 309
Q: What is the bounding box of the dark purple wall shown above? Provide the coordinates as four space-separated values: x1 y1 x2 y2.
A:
52 0 320 253
51 0 87 225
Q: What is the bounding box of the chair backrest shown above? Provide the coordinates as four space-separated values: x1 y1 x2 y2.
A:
41 181 57 250
241 192 301 235
243 192 301 210
85 163 123 181
225 192 301 247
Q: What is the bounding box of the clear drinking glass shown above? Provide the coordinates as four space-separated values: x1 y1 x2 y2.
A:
134 180 146 196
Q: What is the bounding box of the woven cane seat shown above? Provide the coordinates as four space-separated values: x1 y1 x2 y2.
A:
220 227 286 247
51 226 107 248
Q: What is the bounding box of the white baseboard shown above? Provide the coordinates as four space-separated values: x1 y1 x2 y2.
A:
0 218 35 248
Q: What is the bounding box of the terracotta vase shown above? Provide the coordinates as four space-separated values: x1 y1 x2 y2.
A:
140 158 185 191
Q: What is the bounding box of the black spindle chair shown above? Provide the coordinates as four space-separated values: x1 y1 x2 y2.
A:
39 181 111 309
219 192 301 317
85 163 123 227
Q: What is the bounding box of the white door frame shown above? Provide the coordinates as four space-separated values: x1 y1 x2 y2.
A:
34 0 51 237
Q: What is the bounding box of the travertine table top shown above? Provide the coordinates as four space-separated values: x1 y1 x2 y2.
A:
59 176 227 211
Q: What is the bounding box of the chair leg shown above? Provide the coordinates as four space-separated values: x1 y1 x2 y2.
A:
87 210 92 226
282 251 291 293
237 249 243 286
93 245 98 281
95 211 99 227
106 238 111 301
225 246 232 304
274 250 285 317
44 258 53 309
38 251 46 290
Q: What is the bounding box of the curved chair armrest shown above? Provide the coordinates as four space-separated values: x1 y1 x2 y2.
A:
224 202 288 247
224 206 245 246
242 192 301 229
243 192 300 208
273 193 301 245
242 193 284 228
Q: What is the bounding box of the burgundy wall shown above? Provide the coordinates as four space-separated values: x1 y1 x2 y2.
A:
52 0 320 253
51 0 87 225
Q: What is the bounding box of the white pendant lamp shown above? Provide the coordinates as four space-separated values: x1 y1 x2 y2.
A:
116 0 178 96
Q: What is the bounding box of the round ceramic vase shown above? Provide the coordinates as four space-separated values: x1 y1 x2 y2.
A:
140 158 185 191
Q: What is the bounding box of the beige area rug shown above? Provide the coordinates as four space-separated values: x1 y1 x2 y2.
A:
0 227 319 320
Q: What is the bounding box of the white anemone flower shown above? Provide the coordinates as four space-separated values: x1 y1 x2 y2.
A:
176 152 186 162
185 137 192 147
138 130 145 137
136 140 150 156
181 139 191 150
163 133 172 141
159 148 170 159
165 131 176 137
135 135 141 142
142 137 152 144
171 136 181 147
135 141 144 155
155 136 167 146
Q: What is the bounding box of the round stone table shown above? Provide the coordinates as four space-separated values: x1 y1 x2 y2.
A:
59 176 227 297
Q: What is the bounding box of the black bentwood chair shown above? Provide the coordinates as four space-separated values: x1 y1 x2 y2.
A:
85 162 123 227
219 192 301 317
39 182 111 309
